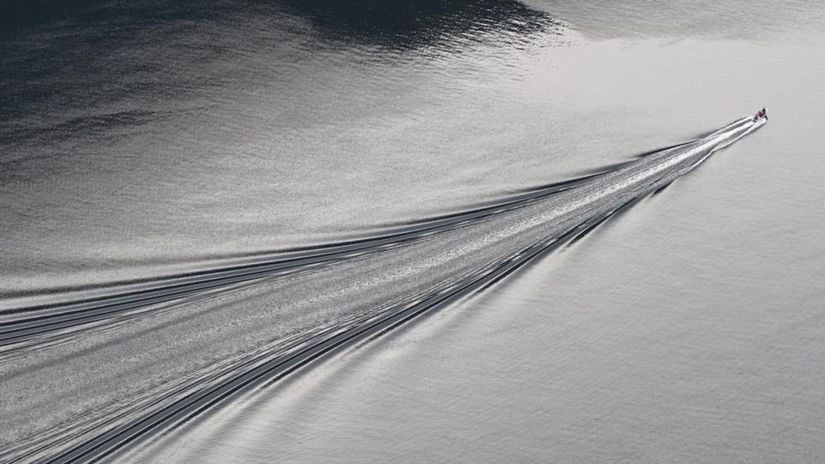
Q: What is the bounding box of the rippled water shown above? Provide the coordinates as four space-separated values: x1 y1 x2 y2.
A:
2 0 825 462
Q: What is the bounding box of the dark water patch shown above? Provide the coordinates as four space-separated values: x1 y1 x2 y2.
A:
1 0 237 137
274 0 558 51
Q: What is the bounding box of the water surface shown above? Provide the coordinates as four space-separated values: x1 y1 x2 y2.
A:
2 0 824 462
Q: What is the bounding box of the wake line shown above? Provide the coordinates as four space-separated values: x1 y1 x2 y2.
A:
0 115 765 463
0 174 638 350
2 118 744 315
0 138 701 350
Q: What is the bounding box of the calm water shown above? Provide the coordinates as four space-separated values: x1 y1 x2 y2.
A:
2 0 825 462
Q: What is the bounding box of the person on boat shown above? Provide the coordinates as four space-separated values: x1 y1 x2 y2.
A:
753 108 768 122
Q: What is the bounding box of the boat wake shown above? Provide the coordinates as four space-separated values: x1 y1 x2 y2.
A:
0 115 765 463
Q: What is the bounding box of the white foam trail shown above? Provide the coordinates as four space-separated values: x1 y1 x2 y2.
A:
0 114 766 463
